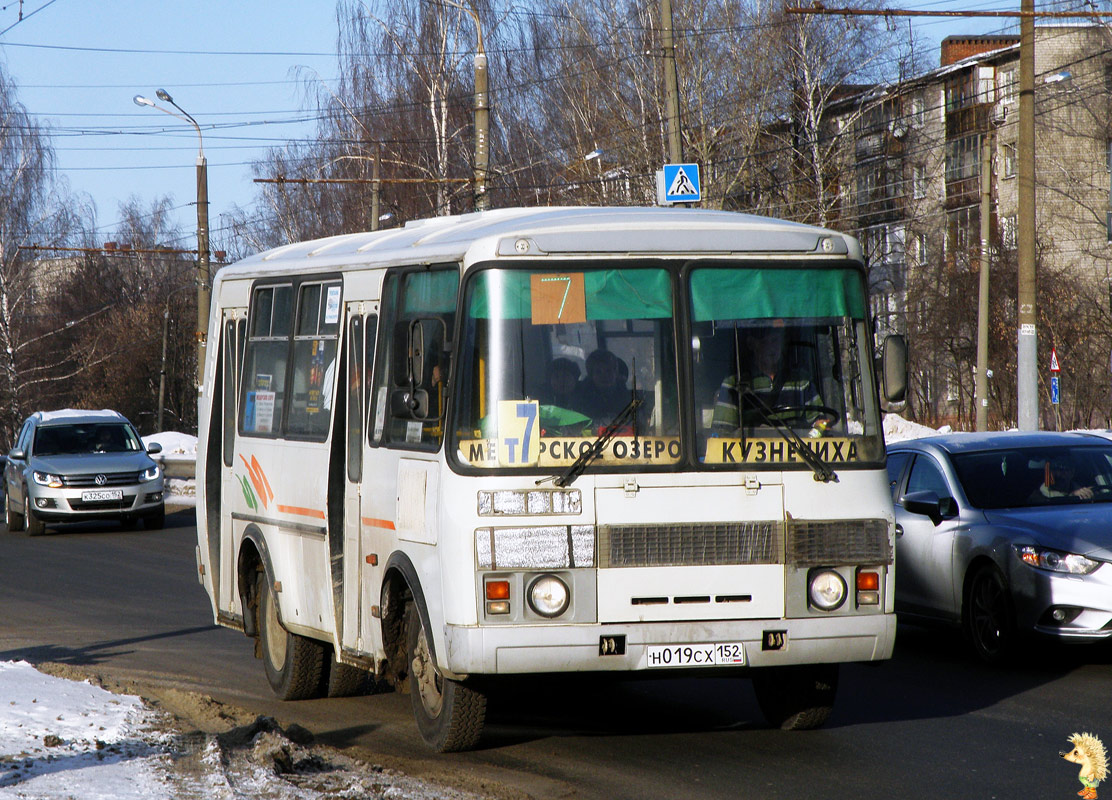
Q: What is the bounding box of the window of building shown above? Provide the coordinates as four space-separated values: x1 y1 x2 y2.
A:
1002 215 1017 251
913 163 928 199
998 68 1017 104
946 135 981 183
1003 142 1016 179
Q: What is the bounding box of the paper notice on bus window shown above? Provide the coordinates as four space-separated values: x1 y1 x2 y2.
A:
325 285 342 324
497 400 540 465
254 391 276 433
374 387 388 440
531 273 586 325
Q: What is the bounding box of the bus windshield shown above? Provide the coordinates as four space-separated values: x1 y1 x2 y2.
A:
689 265 883 466
454 266 680 470
451 262 884 472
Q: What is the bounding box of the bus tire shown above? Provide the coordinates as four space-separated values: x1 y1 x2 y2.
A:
752 664 839 731
323 652 376 698
405 603 486 752
257 572 326 700
6 495 24 532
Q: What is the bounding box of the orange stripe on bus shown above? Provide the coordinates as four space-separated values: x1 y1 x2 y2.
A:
277 505 326 520
362 517 396 530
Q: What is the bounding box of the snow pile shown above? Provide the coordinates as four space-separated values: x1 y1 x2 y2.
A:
883 413 949 443
142 432 198 509
0 661 480 800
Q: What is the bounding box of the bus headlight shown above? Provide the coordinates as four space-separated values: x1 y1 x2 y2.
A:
808 569 847 611
527 574 570 618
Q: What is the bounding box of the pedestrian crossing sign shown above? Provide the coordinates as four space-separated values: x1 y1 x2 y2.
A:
659 163 701 204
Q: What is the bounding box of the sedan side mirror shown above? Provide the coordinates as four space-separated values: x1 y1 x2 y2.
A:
903 490 957 525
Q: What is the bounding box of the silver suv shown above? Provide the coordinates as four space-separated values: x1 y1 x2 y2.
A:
5 409 165 535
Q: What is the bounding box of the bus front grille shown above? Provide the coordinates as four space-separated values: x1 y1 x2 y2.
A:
599 522 781 568
786 519 892 567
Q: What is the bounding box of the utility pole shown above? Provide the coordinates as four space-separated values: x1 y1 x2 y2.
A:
1016 0 1038 429
977 133 994 431
661 0 683 164
371 147 382 232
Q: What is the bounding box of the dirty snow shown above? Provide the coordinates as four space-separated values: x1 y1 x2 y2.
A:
882 413 949 443
0 661 479 800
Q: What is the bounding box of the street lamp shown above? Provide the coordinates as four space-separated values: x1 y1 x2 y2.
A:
134 90 211 399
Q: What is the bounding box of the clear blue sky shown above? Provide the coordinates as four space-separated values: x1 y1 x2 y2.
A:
0 0 339 250
0 0 1039 253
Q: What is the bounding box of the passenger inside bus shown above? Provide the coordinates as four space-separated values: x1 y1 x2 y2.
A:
571 349 630 423
711 326 828 432
539 357 580 409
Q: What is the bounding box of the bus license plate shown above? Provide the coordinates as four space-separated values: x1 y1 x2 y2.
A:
645 642 746 668
82 489 123 502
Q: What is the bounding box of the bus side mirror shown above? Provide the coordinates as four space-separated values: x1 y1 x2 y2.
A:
880 334 907 404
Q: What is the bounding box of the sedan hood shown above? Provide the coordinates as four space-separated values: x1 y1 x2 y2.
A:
32 452 156 475
984 506 1112 560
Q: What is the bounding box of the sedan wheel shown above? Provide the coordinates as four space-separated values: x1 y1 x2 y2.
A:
963 564 1014 663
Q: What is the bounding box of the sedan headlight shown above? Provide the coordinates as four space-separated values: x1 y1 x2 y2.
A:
139 464 161 483
1014 545 1100 575
32 470 63 488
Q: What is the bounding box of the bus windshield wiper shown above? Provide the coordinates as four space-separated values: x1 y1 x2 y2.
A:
740 388 837 483
546 396 643 488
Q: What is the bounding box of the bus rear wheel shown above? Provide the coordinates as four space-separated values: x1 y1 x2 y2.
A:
257 572 326 700
752 664 839 730
405 603 486 752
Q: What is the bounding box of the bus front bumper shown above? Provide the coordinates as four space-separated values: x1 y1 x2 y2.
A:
442 613 896 677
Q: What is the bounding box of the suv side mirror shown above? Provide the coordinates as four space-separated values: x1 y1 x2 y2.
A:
9 448 25 461
146 442 163 455
880 334 907 404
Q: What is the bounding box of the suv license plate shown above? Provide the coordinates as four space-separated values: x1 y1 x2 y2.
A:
644 642 746 668
82 489 123 502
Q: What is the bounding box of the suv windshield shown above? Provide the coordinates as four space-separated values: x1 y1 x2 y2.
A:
33 423 142 457
951 445 1112 509
454 266 679 470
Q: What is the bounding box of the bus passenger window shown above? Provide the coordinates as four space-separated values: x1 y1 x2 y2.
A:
287 281 342 439
240 284 293 436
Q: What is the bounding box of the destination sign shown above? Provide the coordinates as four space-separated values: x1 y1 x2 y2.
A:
703 437 861 465
459 436 682 468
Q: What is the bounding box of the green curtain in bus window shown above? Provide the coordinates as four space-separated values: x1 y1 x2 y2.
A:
468 268 671 320
401 269 458 314
690 268 866 321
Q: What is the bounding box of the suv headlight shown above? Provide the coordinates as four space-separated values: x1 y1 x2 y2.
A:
32 471 63 488
1014 545 1100 575
139 464 161 483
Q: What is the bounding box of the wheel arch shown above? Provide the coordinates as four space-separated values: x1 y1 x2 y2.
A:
381 550 434 687
237 524 277 638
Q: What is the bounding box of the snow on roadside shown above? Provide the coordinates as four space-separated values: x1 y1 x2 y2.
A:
883 413 949 443
0 661 481 800
143 432 198 509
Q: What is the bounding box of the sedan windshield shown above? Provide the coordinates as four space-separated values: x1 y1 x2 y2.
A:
951 444 1112 509
33 423 142 456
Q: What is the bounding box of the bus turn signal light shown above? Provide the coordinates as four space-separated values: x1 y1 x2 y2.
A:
485 580 510 600
856 570 880 606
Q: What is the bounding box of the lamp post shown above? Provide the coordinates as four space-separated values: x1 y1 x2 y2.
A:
438 0 489 211
134 90 210 399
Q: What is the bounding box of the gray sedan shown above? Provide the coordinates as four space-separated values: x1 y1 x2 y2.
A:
887 431 1112 662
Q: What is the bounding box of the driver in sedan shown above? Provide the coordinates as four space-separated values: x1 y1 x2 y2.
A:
711 325 831 434
1032 456 1095 501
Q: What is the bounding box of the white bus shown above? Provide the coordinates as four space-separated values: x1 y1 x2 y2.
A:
195 206 907 751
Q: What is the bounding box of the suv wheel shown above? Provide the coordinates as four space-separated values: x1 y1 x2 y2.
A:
5 494 23 532
25 500 45 536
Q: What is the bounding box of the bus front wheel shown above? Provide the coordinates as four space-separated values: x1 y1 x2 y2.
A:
257 572 326 700
752 664 839 730
405 603 486 752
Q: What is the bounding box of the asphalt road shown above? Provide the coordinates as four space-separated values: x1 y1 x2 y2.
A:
2 512 1111 799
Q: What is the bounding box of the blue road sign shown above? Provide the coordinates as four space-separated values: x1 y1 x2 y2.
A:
1051 375 1060 405
662 163 701 203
